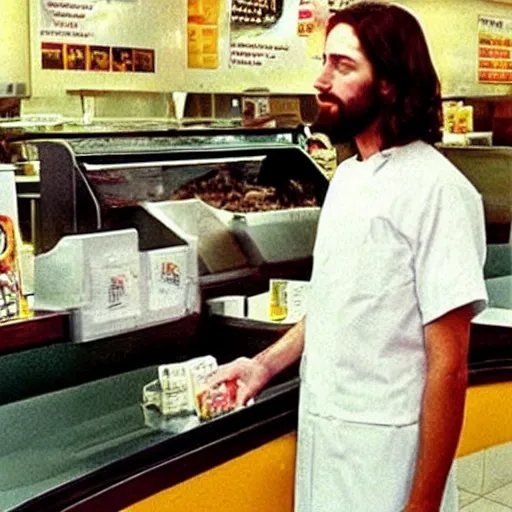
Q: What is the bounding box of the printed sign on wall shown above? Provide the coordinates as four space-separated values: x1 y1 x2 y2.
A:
478 15 512 83
40 0 99 42
38 0 156 73
229 0 300 67
187 0 221 69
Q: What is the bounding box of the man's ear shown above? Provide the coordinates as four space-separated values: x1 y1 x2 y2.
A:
379 79 395 102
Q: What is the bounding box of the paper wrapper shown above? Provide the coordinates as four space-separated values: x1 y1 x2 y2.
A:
151 355 219 416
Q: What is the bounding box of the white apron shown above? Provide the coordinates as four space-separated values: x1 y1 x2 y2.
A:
294 385 458 512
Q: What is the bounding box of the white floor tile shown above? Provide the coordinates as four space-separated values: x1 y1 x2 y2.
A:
457 450 485 494
461 497 512 511
483 442 512 494
487 482 512 508
460 490 481 507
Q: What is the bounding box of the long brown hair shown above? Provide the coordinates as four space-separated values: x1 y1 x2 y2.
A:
327 2 442 147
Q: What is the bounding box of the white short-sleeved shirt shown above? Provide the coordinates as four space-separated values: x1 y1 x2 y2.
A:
302 140 488 425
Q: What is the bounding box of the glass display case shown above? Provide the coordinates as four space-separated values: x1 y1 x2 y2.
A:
30 128 327 271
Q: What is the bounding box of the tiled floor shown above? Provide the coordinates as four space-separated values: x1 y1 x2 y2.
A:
460 483 512 510
457 443 512 510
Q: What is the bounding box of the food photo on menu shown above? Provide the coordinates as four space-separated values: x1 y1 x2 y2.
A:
112 47 134 72
65 44 86 71
41 42 64 70
133 49 155 73
88 45 111 71
231 0 284 29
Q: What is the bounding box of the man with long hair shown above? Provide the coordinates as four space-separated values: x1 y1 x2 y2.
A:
209 2 487 510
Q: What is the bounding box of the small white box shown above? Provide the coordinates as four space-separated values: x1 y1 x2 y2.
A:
207 279 310 325
35 229 141 342
206 295 246 318
139 244 197 327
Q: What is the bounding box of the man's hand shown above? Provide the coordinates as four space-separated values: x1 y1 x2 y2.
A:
207 319 306 407
206 357 271 406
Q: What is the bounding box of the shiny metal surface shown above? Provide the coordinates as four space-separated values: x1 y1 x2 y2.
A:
0 360 299 512
0 366 193 511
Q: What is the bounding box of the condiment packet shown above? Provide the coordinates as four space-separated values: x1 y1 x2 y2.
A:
148 356 252 421
187 355 218 408
157 356 219 416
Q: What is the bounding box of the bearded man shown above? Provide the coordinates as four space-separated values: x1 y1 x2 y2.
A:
210 3 488 511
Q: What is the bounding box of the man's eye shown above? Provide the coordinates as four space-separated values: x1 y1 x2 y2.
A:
335 63 353 74
330 57 353 74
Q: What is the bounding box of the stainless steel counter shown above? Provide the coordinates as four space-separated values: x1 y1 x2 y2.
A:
0 362 299 512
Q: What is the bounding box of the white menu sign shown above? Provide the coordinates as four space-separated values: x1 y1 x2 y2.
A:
148 248 188 312
90 259 140 324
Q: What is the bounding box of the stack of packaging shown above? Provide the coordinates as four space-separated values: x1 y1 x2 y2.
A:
142 355 242 422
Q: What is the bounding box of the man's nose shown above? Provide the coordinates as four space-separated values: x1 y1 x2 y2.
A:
314 66 332 93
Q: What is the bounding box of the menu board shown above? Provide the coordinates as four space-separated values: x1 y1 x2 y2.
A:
38 1 155 74
229 0 299 68
30 0 181 95
478 15 512 84
183 0 328 93
29 0 329 95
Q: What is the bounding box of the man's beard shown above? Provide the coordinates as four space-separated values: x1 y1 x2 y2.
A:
311 83 382 144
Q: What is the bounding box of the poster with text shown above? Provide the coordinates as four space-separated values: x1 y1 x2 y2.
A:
230 0 301 67
38 0 156 73
478 15 512 84
187 0 220 69
40 0 102 43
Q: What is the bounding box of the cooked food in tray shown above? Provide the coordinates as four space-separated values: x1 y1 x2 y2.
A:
170 168 318 212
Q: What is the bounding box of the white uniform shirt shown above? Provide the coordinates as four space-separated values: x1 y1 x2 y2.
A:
302 140 488 425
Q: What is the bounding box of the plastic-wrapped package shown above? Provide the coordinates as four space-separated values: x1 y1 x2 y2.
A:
195 379 239 420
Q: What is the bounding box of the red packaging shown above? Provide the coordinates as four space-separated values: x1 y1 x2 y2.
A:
196 379 238 420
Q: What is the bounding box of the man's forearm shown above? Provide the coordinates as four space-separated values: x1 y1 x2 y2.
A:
406 364 467 511
406 305 473 511
254 319 305 380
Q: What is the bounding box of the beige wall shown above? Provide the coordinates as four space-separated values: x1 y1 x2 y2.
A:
0 0 30 92
8 0 512 118
401 0 512 97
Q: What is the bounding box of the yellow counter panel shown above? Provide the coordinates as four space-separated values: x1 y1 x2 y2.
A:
123 432 297 512
456 380 512 457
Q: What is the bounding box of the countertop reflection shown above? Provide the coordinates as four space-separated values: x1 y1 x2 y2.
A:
0 366 199 511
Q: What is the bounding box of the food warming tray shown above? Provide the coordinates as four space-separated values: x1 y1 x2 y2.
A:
31 129 329 275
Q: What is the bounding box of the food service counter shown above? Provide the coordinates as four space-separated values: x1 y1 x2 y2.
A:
0 360 299 512
0 311 70 355
1 314 512 512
